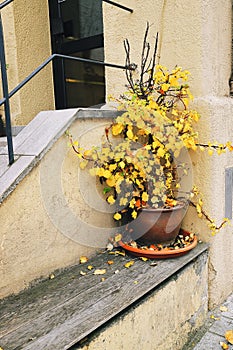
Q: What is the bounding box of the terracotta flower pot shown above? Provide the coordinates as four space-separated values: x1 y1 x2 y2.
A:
128 202 188 245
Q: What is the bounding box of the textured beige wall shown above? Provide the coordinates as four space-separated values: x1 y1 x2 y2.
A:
1 3 21 122
183 96 233 309
2 0 55 125
0 115 117 299
103 0 231 98
0 133 98 299
103 0 233 308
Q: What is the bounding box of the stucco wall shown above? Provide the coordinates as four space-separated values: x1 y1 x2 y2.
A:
103 0 233 308
0 114 117 299
0 164 95 298
1 0 55 125
103 0 231 98
1 3 21 122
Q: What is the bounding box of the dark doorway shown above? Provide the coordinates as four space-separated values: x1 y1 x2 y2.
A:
48 0 105 109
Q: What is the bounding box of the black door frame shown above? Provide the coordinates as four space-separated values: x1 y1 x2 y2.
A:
48 0 104 109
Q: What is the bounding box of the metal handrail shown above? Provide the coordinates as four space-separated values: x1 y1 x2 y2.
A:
0 54 133 107
0 0 13 10
0 54 135 165
0 0 135 165
102 0 133 13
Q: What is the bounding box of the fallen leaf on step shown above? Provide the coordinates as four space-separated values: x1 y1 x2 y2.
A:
80 271 87 276
114 233 122 242
140 257 148 261
109 250 125 256
124 261 134 268
210 315 220 320
80 256 88 264
220 305 228 312
220 341 229 349
93 269 106 275
106 243 114 251
107 260 114 265
225 330 233 344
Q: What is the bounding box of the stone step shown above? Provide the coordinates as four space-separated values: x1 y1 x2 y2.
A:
182 294 233 350
0 242 208 350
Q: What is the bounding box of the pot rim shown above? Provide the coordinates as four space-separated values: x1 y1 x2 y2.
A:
141 201 188 213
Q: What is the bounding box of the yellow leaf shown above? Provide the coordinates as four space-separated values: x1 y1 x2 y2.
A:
114 233 122 242
142 192 149 202
79 160 88 169
124 260 135 268
112 250 125 256
140 257 148 261
169 76 179 87
220 305 228 312
131 210 138 219
120 197 128 206
148 100 158 109
161 83 170 92
101 277 106 282
183 98 189 107
210 315 220 320
80 270 87 276
80 256 88 264
83 149 92 157
119 161 125 169
49 274 55 280
103 170 112 178
96 168 111 178
94 269 106 275
114 212 122 220
112 123 124 135
107 195 115 204
220 342 229 349
157 147 165 158
87 265 94 270
208 149 214 156
106 176 116 187
126 129 134 140
129 198 136 208
225 330 233 344
107 260 114 265
109 164 117 171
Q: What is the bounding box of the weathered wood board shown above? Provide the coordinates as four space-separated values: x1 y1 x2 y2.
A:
0 243 208 350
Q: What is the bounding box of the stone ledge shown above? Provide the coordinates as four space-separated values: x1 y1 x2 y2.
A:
0 242 208 350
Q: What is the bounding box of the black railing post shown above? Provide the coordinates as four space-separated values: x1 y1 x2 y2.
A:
0 11 14 164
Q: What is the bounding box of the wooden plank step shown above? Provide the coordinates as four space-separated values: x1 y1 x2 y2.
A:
0 242 208 350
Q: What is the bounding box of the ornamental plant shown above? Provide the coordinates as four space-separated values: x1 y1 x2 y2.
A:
69 23 232 235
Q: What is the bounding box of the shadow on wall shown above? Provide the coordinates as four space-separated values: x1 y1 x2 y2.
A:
0 115 6 137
